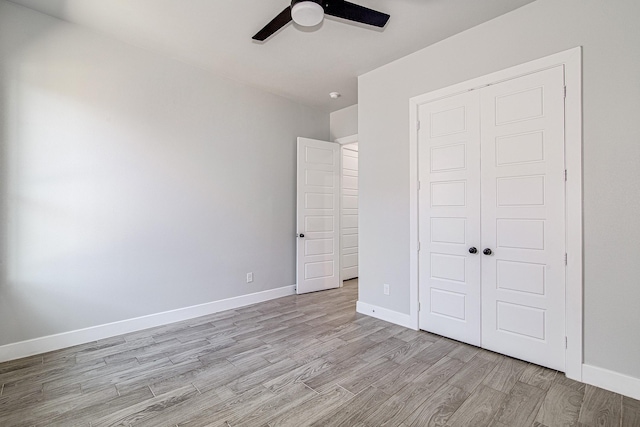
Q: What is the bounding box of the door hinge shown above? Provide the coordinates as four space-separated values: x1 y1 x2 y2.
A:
418 180 421 190
564 253 568 265
565 169 568 181
564 86 567 98
565 336 568 349
417 121 421 131
417 242 421 252
419 302 422 312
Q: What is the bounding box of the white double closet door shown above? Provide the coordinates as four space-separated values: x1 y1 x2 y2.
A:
418 66 566 371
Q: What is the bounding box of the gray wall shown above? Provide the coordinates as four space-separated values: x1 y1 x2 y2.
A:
330 104 358 141
358 0 640 379
0 1 328 346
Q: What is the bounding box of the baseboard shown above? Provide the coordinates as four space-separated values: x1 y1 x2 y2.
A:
582 364 640 400
356 301 413 329
0 285 296 363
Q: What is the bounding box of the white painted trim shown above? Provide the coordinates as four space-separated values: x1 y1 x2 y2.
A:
356 301 413 329
335 134 358 145
339 142 345 286
408 103 420 331
583 364 640 400
563 48 584 382
0 285 296 363
408 47 583 379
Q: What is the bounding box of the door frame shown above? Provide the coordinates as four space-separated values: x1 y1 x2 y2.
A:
408 47 583 381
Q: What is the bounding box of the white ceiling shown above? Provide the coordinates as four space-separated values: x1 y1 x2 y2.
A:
9 0 535 111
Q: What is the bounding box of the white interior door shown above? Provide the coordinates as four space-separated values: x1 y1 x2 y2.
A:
418 91 482 346
417 66 567 371
480 66 566 370
341 143 358 281
296 137 340 294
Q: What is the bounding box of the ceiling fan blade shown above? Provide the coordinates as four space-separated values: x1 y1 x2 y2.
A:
252 6 293 41
324 0 390 28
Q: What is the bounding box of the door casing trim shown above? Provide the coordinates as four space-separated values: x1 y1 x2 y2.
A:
408 47 583 381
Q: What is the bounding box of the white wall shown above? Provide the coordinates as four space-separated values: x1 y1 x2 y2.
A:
359 0 640 380
0 1 328 347
330 104 358 141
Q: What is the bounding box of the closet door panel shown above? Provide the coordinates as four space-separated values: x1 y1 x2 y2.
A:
418 90 482 346
480 66 566 370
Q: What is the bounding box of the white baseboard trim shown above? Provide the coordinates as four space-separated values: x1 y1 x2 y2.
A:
0 285 296 363
582 364 640 400
356 301 414 329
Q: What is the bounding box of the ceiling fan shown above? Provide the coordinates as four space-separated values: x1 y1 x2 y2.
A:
253 0 390 42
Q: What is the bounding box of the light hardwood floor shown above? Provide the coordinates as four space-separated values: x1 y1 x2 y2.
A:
0 279 638 426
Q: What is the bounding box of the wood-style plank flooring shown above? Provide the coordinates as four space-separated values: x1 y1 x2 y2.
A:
0 279 638 426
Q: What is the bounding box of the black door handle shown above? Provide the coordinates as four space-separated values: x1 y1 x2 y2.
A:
469 247 478 254
298 233 305 238
483 248 492 255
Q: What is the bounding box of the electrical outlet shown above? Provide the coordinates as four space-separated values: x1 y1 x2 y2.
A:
246 272 253 283
383 283 390 295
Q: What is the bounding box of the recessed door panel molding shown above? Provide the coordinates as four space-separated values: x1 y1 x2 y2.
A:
416 64 567 372
343 175 358 190
431 143 467 172
431 181 467 207
305 261 334 280
343 155 358 171
306 170 334 187
297 137 340 294
343 214 358 228
343 233 358 249
430 106 467 137
305 238 335 256
430 253 467 283
343 253 358 269
495 87 544 125
496 301 546 340
305 146 335 165
305 216 334 232
496 175 545 206
496 219 545 250
418 90 482 346
430 289 467 320
495 131 545 166
431 218 466 244
342 195 358 209
496 260 545 295
305 193 334 210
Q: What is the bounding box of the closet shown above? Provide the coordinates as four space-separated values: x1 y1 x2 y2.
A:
417 66 566 371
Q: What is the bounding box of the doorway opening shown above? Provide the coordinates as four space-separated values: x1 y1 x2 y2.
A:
339 137 359 284
409 47 583 381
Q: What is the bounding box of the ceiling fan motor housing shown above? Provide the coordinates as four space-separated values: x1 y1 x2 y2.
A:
291 0 325 27
291 0 324 8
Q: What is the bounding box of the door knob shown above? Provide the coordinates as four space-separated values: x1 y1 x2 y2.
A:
297 233 305 238
469 247 478 254
483 248 492 255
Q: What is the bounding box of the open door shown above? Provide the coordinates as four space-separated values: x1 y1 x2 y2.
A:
296 137 340 294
